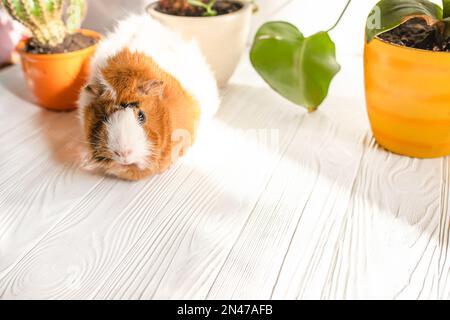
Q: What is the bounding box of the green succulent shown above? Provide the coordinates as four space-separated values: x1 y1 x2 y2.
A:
1 0 87 47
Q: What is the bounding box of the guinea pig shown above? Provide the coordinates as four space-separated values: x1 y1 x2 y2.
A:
78 15 219 181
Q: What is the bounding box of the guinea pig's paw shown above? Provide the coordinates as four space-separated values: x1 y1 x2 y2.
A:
135 158 152 171
111 161 130 171
78 151 108 175
106 164 154 181
77 148 98 172
80 158 103 173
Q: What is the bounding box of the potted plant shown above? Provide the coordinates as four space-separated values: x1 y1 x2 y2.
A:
250 0 450 158
364 0 450 158
1 0 101 111
147 0 254 87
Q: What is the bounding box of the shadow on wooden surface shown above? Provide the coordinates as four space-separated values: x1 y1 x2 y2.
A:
218 84 445 236
0 66 35 105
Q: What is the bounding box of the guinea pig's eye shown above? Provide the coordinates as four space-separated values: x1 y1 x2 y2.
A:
138 110 146 124
120 102 140 109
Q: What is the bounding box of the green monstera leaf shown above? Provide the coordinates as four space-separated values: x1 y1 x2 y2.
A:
250 22 340 112
444 0 450 18
365 0 443 42
250 0 450 112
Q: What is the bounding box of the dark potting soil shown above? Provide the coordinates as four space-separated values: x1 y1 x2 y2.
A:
25 32 97 54
156 0 243 17
378 17 450 52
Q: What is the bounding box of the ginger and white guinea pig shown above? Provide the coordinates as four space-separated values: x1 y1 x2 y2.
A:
78 15 220 181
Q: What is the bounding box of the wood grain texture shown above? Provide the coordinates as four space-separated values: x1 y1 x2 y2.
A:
322 145 448 300
0 0 449 300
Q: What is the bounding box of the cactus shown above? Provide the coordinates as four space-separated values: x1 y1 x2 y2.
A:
0 0 87 47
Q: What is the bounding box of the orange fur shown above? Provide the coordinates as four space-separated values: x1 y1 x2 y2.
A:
83 49 200 180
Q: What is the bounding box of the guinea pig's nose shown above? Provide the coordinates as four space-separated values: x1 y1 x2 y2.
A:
114 150 133 158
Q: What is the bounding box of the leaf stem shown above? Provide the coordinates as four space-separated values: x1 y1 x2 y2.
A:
327 0 352 32
188 0 217 16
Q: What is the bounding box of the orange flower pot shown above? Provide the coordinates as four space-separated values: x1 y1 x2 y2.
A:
364 38 450 158
17 29 101 111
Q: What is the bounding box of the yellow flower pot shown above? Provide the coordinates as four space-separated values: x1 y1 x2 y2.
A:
364 38 450 158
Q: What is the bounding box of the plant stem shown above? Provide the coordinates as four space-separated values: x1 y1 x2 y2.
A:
327 0 352 32
205 0 217 16
188 0 217 16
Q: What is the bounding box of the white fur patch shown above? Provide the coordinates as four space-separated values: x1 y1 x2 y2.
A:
106 109 151 168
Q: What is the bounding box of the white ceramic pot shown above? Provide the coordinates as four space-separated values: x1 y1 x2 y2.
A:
147 1 252 87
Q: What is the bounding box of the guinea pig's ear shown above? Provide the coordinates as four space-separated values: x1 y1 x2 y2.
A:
85 83 104 96
137 80 165 98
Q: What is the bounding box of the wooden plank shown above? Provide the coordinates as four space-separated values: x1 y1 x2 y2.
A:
0 81 300 299
0 67 41 133
207 99 367 299
213 19 449 298
313 143 447 299
1 0 449 300
91 85 302 299
0 1 300 299
0 108 104 282
439 162 450 299
0 169 192 298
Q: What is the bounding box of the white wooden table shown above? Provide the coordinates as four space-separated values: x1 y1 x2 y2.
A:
1 0 450 300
